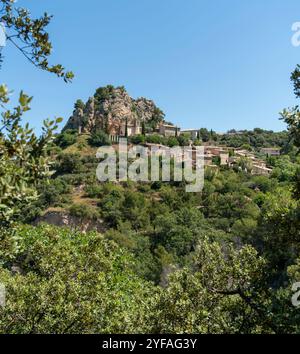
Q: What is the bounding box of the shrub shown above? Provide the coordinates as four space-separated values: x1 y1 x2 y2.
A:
55 129 77 148
137 183 151 193
38 178 71 207
84 184 103 198
88 130 111 147
0 224 153 334
130 134 146 145
167 136 179 147
177 134 190 146
60 173 96 186
145 134 164 145
151 181 162 190
56 153 83 174
69 203 100 220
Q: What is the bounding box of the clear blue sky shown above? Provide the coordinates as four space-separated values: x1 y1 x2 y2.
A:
1 0 300 133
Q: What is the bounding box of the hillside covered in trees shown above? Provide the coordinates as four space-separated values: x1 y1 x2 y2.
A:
0 108 298 333
1 0 300 335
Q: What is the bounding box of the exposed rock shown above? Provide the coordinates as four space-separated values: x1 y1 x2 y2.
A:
135 97 160 122
63 85 164 135
34 211 107 234
11 265 24 275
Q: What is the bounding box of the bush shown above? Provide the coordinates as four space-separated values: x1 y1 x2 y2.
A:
193 139 202 146
84 184 103 198
145 134 164 145
56 153 83 174
167 137 179 147
69 203 100 220
130 134 146 145
137 183 151 193
0 224 153 334
38 178 71 206
151 181 162 190
55 129 77 148
89 130 111 147
60 172 96 186
177 135 190 146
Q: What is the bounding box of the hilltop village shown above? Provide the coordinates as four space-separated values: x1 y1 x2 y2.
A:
63 85 282 176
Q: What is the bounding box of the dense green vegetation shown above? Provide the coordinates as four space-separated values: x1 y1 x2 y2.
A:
129 133 190 147
218 128 289 151
167 127 289 151
106 126 289 151
88 130 111 147
4 127 297 333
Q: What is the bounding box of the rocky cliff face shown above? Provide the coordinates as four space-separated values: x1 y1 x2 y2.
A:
34 211 107 234
63 86 164 135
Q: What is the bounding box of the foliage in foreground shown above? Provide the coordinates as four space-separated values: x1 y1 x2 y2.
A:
0 224 299 334
0 86 62 227
0 224 154 334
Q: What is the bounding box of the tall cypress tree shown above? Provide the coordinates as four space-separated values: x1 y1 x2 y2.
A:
125 118 128 137
142 121 146 136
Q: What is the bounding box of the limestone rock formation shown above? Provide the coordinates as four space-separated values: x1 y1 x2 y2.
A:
63 85 165 135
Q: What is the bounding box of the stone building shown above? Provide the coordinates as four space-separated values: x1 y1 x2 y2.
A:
260 148 281 156
159 124 178 137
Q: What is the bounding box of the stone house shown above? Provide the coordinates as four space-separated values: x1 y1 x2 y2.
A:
159 124 178 137
260 148 281 156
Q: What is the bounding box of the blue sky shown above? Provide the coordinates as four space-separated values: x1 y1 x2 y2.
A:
1 0 300 133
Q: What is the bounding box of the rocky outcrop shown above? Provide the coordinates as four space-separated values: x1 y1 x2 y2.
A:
135 97 160 122
63 86 164 135
34 211 107 234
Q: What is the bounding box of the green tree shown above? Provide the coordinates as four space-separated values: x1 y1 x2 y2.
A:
280 107 300 148
0 1 74 227
56 153 83 174
150 238 279 334
0 0 73 81
141 121 146 136
0 87 62 226
198 128 210 142
74 99 85 110
0 224 154 334
167 136 179 147
130 134 145 145
125 117 128 138
88 130 111 147
55 129 77 148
